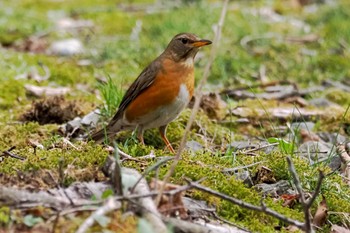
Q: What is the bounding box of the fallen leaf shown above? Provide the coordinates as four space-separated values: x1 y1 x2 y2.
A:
281 194 299 208
149 179 187 219
14 35 49 53
300 129 321 143
189 92 227 120
312 196 328 228
285 224 300 232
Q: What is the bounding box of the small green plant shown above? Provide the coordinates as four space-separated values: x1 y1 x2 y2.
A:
0 207 10 226
268 137 294 154
23 214 43 227
101 189 114 199
97 74 124 118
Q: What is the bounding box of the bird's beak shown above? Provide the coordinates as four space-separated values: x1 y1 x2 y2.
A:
192 39 212 47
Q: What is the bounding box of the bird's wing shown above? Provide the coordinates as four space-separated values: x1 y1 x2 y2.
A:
110 58 162 122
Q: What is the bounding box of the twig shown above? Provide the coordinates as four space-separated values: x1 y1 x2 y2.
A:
239 142 279 154
116 147 138 161
47 206 99 224
212 212 250 232
130 156 174 194
75 198 121 233
1 146 25 160
306 171 324 209
222 161 264 173
155 0 229 206
336 144 350 186
62 138 79 150
51 212 60 233
185 178 305 229
287 156 324 233
113 148 123 195
286 156 312 232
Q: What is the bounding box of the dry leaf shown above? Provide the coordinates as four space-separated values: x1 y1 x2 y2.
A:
281 194 299 208
14 35 49 53
300 129 321 143
149 179 187 219
285 224 300 232
312 196 328 228
189 92 227 120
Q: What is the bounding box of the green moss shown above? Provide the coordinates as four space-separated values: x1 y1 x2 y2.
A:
0 207 10 226
325 89 350 107
150 152 303 231
0 140 107 176
0 0 350 231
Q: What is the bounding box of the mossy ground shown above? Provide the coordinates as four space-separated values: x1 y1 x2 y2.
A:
0 0 350 232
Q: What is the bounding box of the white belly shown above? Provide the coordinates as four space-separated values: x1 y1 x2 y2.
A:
140 84 190 129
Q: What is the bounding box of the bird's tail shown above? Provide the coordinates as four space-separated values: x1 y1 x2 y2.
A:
90 127 118 144
89 120 123 144
90 128 107 143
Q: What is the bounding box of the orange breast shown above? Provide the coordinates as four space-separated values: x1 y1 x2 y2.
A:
125 58 194 122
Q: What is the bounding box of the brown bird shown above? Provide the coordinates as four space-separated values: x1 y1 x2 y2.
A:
91 33 212 153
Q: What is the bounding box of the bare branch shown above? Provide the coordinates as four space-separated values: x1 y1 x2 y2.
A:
185 178 305 229
306 171 325 209
75 198 121 233
1 146 25 160
287 156 323 233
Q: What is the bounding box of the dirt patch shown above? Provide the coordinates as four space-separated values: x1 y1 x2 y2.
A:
20 96 82 125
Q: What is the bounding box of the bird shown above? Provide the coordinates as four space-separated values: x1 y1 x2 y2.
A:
91 33 212 153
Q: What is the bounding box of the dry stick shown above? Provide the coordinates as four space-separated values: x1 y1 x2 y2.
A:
186 178 305 229
1 146 25 160
240 142 279 154
155 0 230 206
305 171 324 209
76 198 121 233
286 156 324 233
222 161 264 173
336 144 350 186
286 156 312 233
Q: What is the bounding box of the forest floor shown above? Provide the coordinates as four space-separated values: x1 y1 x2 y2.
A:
0 0 350 232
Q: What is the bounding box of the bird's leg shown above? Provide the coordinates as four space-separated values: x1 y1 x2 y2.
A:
159 125 175 153
137 127 145 145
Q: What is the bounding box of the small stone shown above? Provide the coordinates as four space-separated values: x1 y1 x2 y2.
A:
290 122 315 132
255 180 291 197
185 140 203 153
328 156 342 171
309 97 338 108
229 141 254 150
183 197 214 217
81 110 101 127
298 141 335 163
65 117 82 133
233 170 253 187
317 132 347 144
49 38 84 56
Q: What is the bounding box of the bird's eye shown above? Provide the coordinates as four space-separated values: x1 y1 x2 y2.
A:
180 38 188 44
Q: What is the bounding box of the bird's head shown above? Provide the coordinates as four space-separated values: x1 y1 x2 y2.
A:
164 33 212 62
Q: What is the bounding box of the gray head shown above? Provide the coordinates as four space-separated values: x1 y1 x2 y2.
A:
163 33 212 62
